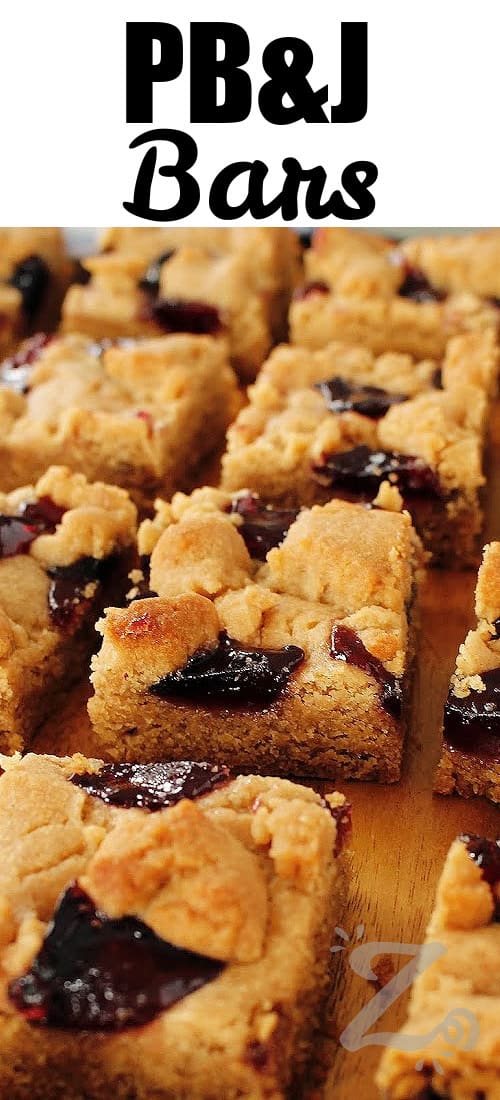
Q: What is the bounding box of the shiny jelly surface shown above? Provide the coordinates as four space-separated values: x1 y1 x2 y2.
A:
313 444 442 500
443 668 500 762
149 631 304 707
331 624 402 719
9 884 225 1031
70 760 230 810
315 376 407 419
230 494 299 560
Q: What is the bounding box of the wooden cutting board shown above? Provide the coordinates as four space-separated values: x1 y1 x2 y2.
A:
33 406 500 1100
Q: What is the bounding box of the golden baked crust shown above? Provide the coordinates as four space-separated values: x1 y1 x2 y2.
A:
0 229 70 355
89 489 424 782
0 332 238 497
0 751 346 1100
63 229 302 383
436 542 500 802
304 227 500 301
0 466 137 754
221 333 496 565
402 230 500 299
377 835 500 1098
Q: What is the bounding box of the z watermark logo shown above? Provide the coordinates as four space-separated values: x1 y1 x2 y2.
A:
331 927 479 1074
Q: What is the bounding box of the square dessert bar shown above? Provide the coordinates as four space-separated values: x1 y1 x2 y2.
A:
221 332 497 566
377 832 500 1099
0 752 349 1099
436 542 500 803
0 332 238 497
63 229 302 383
0 228 70 356
0 465 136 754
88 487 424 781
290 228 499 362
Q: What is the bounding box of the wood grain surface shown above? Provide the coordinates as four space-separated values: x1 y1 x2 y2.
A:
33 406 500 1100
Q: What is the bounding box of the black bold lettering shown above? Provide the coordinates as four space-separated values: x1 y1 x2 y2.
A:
330 23 368 123
123 129 200 221
190 23 251 122
126 23 183 124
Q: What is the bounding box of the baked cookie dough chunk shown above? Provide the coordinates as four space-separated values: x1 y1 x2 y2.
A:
89 487 424 781
436 542 500 803
63 229 302 382
377 833 500 1099
291 228 499 363
0 466 137 753
0 751 349 1099
0 228 70 356
0 332 238 497
222 332 496 566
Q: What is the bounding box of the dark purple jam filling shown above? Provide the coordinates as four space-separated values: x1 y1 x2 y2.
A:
47 555 115 629
149 631 304 708
313 444 443 501
299 231 312 249
331 624 402 719
138 251 176 296
443 668 500 762
8 884 225 1031
147 299 223 336
230 494 299 560
72 260 91 286
293 280 330 301
9 254 50 317
0 332 51 393
70 761 230 810
492 617 500 638
128 553 158 602
0 496 66 560
432 367 443 390
398 265 445 304
460 834 500 888
315 376 407 419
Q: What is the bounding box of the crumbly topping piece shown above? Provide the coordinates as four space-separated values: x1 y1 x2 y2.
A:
0 466 137 571
222 334 491 498
402 230 500 298
304 228 400 299
289 288 499 361
0 752 340 996
81 798 268 963
450 542 500 692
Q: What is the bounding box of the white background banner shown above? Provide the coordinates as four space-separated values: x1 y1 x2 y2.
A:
0 0 498 226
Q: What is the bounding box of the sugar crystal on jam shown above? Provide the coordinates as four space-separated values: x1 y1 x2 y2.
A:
230 494 299 560
443 668 500 763
316 376 407 419
70 760 230 810
8 884 224 1031
149 631 304 707
313 444 442 500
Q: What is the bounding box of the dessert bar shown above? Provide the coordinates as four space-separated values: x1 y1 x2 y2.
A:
0 332 238 497
0 228 70 356
377 832 500 1098
62 228 302 382
221 332 497 566
0 751 349 1099
436 541 500 803
290 228 499 362
88 487 424 781
0 465 136 754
